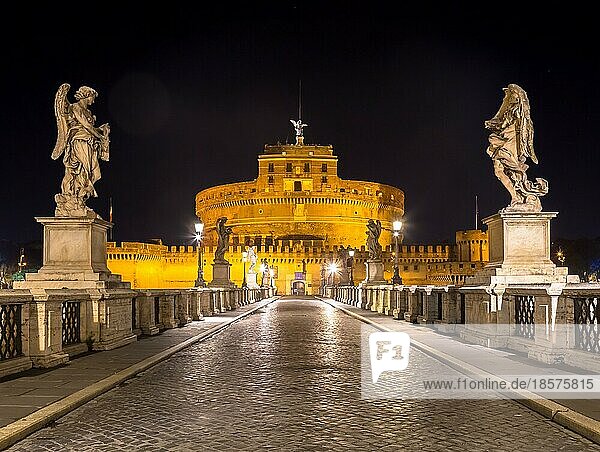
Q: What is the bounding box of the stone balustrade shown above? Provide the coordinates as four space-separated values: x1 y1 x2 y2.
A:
0 286 274 379
322 283 600 372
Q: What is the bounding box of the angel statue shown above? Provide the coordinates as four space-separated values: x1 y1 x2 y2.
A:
365 219 382 261
290 119 308 138
214 217 233 263
484 84 548 212
52 83 110 217
246 242 258 273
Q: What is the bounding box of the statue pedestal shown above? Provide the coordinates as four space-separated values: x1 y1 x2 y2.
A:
14 216 128 290
209 262 235 288
246 272 260 289
362 260 387 285
468 211 575 285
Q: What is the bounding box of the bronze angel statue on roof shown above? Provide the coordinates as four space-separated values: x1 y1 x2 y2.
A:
484 84 548 212
290 119 307 137
52 83 110 217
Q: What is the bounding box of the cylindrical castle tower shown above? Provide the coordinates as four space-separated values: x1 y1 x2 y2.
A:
195 141 404 250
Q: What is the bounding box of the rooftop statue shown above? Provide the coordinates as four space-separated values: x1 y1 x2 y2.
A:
485 84 548 212
366 219 382 261
290 119 308 138
52 83 110 217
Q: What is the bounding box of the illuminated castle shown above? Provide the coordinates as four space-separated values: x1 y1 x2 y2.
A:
107 124 488 293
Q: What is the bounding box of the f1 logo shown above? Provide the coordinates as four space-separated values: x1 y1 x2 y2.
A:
369 331 411 383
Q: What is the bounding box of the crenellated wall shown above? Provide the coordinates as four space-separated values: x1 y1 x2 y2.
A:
107 230 487 293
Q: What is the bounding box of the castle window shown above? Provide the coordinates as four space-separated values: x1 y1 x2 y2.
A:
321 176 328 184
294 181 302 192
268 176 274 184
268 163 274 172
304 163 310 173
286 163 292 172
321 163 327 172
404 265 409 271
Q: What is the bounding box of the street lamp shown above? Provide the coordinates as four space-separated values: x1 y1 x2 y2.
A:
556 248 566 265
194 222 206 287
348 248 355 286
392 220 403 285
327 261 338 286
242 251 248 288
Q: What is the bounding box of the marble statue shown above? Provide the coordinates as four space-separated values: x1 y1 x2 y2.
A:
366 219 382 261
52 83 110 217
215 217 233 263
247 245 257 273
485 84 548 212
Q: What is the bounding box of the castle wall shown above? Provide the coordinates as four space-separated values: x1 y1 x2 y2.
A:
107 231 487 293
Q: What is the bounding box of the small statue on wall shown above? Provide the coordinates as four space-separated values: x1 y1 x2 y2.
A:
365 219 382 261
246 243 257 273
214 217 233 263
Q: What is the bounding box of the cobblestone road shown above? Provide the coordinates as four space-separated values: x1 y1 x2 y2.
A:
7 298 600 451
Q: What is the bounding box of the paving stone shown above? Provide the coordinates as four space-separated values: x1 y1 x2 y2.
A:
6 299 600 451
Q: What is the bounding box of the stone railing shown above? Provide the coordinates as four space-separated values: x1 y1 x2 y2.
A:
322 283 600 372
0 286 275 379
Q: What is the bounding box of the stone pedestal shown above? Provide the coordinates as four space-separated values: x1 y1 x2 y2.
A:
362 260 387 285
14 216 128 290
468 211 574 286
246 271 260 289
209 261 235 288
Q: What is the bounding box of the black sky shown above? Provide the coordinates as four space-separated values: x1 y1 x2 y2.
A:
1 3 598 250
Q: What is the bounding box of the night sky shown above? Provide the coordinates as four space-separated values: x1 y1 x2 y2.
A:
1 4 598 251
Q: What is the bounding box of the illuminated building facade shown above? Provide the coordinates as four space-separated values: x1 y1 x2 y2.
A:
106 129 489 293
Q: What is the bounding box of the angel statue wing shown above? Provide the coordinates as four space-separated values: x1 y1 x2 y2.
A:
51 83 71 160
510 84 538 165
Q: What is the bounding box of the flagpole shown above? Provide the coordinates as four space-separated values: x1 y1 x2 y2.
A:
475 195 479 230
109 197 113 241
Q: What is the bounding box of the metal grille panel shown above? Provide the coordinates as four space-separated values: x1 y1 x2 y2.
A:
515 295 535 339
574 297 599 354
0 304 22 360
62 301 81 346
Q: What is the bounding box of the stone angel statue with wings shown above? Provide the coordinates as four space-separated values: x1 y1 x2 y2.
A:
52 83 111 217
366 219 383 261
484 84 548 212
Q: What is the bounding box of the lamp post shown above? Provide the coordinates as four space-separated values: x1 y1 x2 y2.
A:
269 267 275 289
556 248 566 265
194 222 206 287
348 248 355 286
242 251 248 289
392 220 403 285
327 261 338 286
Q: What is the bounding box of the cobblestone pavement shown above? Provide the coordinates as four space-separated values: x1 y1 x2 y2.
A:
7 298 600 451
